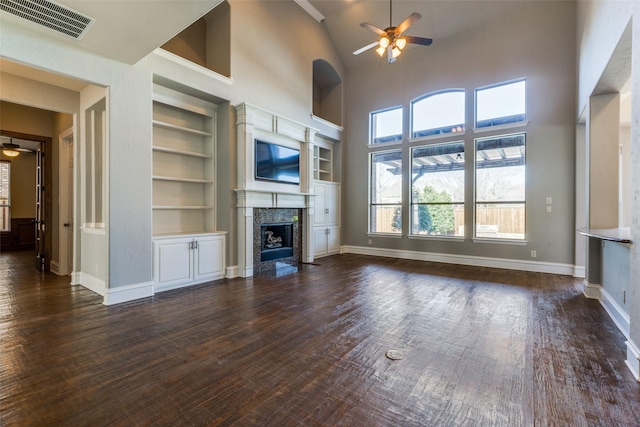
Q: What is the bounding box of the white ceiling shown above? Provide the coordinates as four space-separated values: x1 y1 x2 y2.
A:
308 0 538 69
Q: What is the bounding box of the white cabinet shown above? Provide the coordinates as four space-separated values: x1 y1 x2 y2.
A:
313 182 340 257
153 233 226 292
314 226 340 257
152 84 217 236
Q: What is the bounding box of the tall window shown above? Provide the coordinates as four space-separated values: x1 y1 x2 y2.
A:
411 142 465 237
370 150 402 234
370 107 403 144
0 161 9 232
475 133 526 240
411 90 465 137
476 79 526 128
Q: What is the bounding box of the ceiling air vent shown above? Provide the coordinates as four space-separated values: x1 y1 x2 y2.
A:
0 0 94 39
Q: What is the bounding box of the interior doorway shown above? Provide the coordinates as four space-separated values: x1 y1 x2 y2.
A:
0 130 51 271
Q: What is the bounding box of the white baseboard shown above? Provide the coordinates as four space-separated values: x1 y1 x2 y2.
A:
50 260 61 275
600 287 630 340
103 281 154 305
583 280 602 299
573 265 585 278
625 340 640 382
70 271 81 286
75 272 106 297
340 245 576 275
226 265 240 278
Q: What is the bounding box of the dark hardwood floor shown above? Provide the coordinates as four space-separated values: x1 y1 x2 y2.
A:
1 250 639 426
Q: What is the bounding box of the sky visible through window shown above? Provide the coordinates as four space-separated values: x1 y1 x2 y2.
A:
374 81 524 142
477 80 525 122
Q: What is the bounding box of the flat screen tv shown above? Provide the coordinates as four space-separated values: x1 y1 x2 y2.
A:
255 140 300 185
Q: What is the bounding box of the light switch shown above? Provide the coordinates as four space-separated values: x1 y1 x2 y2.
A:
546 205 552 213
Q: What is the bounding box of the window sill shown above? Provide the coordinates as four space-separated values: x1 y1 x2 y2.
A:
472 121 529 134
408 235 465 242
368 233 403 238
472 238 528 245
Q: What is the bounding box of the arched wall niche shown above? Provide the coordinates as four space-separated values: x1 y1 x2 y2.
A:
312 59 342 126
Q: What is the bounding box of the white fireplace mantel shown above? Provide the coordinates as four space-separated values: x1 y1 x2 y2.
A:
235 103 320 277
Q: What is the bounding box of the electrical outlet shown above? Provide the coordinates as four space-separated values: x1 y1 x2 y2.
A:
368 239 372 245
530 250 537 258
546 205 552 213
546 196 552 205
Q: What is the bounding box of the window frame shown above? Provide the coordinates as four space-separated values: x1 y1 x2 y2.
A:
474 78 527 131
369 105 404 146
409 141 465 239
473 132 527 242
410 89 466 140
369 148 403 235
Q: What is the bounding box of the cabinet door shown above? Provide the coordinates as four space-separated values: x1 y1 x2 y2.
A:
325 184 340 226
194 235 225 282
313 183 327 227
327 226 340 254
313 227 328 257
154 238 193 290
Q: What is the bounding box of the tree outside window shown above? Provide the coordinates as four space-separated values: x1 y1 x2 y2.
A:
370 150 402 233
411 142 465 237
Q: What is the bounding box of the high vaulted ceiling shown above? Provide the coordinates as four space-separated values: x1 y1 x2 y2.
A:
308 0 538 69
1 0 540 70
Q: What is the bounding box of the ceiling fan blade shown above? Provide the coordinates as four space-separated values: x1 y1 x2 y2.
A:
360 22 386 36
405 36 433 46
353 41 379 56
395 12 422 35
17 147 34 152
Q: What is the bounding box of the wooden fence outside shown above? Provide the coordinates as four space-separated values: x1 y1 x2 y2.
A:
373 205 525 235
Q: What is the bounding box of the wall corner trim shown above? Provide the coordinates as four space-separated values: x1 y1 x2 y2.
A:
226 265 240 278
625 340 640 382
583 280 602 299
102 281 154 305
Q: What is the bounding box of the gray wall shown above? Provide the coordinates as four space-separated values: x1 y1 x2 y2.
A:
343 1 577 265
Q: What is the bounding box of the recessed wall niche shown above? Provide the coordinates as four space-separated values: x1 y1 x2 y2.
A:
312 59 342 126
161 1 230 77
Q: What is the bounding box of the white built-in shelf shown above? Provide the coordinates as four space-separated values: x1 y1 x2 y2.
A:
153 205 213 210
152 119 213 137
152 83 218 237
314 144 333 182
152 146 210 158
153 175 213 184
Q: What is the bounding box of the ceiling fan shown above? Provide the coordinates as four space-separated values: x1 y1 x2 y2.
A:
1 138 35 158
353 0 433 63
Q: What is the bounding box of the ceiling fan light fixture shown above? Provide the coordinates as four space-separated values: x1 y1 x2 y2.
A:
396 37 407 50
2 149 20 158
2 143 21 158
376 46 386 56
392 46 402 58
379 36 390 48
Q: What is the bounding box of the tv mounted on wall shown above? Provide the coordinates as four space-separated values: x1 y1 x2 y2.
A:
255 139 300 185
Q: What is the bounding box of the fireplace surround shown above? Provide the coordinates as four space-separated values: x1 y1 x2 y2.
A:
253 208 301 273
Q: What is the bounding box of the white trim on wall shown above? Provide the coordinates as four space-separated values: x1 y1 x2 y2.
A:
340 245 576 276
103 281 154 306
625 341 640 382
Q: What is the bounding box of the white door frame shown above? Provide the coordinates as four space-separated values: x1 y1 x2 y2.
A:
57 127 74 276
